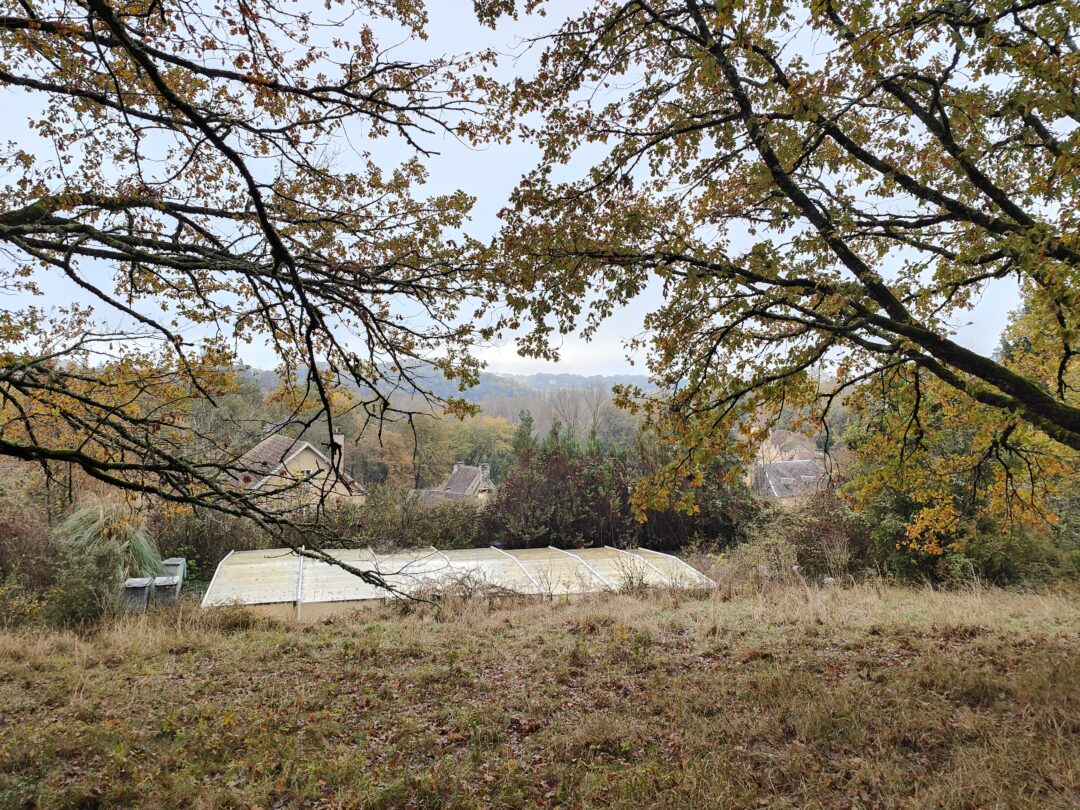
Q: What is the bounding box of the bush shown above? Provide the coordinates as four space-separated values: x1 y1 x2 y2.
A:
855 483 1080 586
42 544 126 628
0 577 43 630
723 530 800 583
42 500 163 628
56 501 163 575
480 419 760 552
1064 549 1080 579
746 488 874 581
406 501 482 550
345 483 481 551
948 527 1072 586
154 507 269 581
0 503 56 592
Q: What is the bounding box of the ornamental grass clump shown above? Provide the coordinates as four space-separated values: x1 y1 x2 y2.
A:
43 500 163 628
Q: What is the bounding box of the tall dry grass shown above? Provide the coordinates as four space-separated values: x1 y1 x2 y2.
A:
3 582 1079 808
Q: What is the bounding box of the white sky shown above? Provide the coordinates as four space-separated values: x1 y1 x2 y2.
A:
0 1 1019 377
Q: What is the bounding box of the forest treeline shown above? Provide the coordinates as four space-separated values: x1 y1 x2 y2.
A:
2 350 1078 631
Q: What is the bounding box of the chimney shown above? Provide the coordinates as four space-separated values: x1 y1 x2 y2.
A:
479 463 491 479
331 432 346 475
452 460 464 474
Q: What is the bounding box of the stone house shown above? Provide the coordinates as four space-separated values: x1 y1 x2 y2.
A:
411 461 496 509
231 431 366 506
750 458 828 505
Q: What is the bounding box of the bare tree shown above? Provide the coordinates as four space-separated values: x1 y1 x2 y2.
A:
581 377 613 437
550 387 583 435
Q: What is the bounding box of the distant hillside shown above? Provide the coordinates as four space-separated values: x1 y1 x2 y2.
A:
496 372 653 393
393 364 654 402
239 364 654 404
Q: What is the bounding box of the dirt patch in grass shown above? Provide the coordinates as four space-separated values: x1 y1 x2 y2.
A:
1 585 1078 808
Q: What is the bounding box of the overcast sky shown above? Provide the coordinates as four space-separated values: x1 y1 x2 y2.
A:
380 2 665 377
0 1 1020 377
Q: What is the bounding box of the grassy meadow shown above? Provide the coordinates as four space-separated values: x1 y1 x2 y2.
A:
1 583 1078 809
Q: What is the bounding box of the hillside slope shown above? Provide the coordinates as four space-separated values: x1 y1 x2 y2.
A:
241 362 654 404
2 585 1078 808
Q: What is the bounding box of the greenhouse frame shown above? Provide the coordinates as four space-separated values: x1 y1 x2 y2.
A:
201 546 715 621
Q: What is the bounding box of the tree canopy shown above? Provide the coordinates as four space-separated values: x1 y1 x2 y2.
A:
0 0 494 531
2 0 1077 560
484 0 1079 508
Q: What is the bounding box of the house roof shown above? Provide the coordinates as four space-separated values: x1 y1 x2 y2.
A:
410 463 496 509
410 489 478 509
770 429 795 445
767 429 817 453
232 432 365 495
232 433 304 487
754 458 828 499
444 464 495 496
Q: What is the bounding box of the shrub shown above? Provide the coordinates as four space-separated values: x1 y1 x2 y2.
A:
747 489 874 581
0 577 43 630
408 501 483 550
350 483 481 551
856 483 1080 586
56 502 164 576
321 486 483 557
1064 549 1080 579
153 507 268 580
480 419 760 552
42 544 125 628
950 527 1072 586
0 502 56 592
43 500 163 628
723 529 800 584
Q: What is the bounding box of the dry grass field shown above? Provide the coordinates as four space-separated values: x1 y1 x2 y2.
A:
1 583 1078 809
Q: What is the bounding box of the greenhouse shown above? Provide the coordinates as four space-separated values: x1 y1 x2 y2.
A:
201 546 714 621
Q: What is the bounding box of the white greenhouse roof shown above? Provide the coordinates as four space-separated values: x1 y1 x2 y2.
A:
201 546 713 620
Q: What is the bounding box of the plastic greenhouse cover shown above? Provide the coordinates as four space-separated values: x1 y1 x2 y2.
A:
201 546 714 609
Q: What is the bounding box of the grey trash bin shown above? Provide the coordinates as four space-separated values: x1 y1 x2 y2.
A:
123 577 154 612
162 557 187 582
153 575 182 603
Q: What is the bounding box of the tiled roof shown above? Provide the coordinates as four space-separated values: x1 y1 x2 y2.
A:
410 489 478 508
411 463 496 508
231 432 365 494
768 429 817 453
232 434 304 486
754 459 827 499
444 464 495 495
